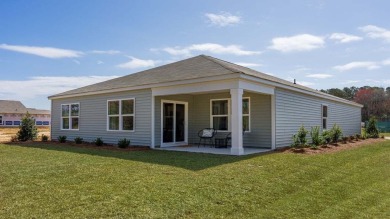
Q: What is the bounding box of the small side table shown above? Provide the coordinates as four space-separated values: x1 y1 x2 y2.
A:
214 138 227 148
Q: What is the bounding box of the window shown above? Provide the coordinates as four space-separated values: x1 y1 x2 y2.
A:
211 99 229 131
61 103 79 130
243 98 250 132
322 105 328 129
107 99 135 131
210 98 251 131
0 115 2 125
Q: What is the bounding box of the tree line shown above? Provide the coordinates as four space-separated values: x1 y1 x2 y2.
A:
320 86 390 122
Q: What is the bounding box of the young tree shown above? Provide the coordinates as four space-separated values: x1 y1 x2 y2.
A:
17 112 38 141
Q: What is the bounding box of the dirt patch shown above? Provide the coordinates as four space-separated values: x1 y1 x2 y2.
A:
282 138 386 155
6 140 150 151
0 127 50 143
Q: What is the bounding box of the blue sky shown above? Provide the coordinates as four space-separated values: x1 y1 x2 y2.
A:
1 0 390 109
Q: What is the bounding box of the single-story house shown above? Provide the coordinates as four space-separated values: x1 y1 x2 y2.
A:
48 55 362 155
0 100 51 126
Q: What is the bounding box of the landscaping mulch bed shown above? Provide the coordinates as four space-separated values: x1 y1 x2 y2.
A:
282 138 386 155
6 140 150 151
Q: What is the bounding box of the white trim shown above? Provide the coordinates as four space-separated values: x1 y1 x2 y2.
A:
322 104 328 130
271 95 276 149
151 95 155 148
160 100 188 147
210 98 231 132
106 98 135 132
60 103 80 131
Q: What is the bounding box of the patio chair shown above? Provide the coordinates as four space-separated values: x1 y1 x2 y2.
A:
198 128 217 147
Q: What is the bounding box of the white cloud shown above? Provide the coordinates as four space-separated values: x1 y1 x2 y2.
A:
343 80 361 84
72 59 80 65
306 74 333 79
382 59 390 65
205 12 241 27
333 61 381 71
97 60 104 65
234 62 263 67
116 56 156 69
329 33 362 43
359 25 390 42
91 50 121 55
269 34 325 52
0 75 119 103
162 43 261 56
0 44 83 58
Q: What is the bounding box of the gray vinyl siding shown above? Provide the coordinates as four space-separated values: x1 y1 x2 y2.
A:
51 89 152 146
154 92 272 148
275 88 361 148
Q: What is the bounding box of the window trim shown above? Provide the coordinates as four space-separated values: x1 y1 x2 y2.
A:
106 98 135 132
322 104 328 130
242 97 251 132
210 98 230 132
210 97 251 132
60 103 80 131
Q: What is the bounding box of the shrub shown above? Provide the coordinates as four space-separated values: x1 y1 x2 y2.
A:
291 125 308 148
366 117 379 138
118 138 130 148
322 130 332 145
349 135 355 141
355 134 361 140
362 129 367 140
58 136 67 143
330 124 343 144
342 136 349 144
381 134 385 139
41 134 49 142
310 126 322 147
16 112 38 141
94 137 104 146
74 137 83 144
291 134 300 148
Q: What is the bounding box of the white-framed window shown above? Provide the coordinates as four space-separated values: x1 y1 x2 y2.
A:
61 103 80 130
107 98 135 131
210 97 251 132
211 99 230 131
322 104 328 130
0 115 3 125
243 97 250 132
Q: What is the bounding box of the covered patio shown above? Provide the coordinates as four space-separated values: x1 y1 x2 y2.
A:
150 77 276 155
156 145 272 155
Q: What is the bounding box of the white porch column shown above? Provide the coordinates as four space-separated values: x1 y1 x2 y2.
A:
230 88 244 155
151 95 155 148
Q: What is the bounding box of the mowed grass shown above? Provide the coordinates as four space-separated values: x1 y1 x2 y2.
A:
0 142 389 218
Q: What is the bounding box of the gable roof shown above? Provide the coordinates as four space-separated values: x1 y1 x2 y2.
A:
48 55 362 107
0 100 50 115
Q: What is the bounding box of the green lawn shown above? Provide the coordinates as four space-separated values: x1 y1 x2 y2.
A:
0 142 389 218
382 132 390 137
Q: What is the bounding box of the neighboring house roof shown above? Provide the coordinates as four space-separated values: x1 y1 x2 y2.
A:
49 55 362 107
0 100 50 115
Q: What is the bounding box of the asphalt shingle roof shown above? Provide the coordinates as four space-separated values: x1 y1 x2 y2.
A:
49 55 361 107
0 100 50 115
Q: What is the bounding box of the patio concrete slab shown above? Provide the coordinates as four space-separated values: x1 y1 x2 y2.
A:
156 146 272 155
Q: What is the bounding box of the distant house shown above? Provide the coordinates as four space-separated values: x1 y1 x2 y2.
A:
0 100 51 127
48 55 362 155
